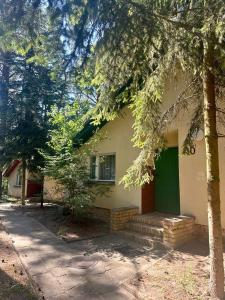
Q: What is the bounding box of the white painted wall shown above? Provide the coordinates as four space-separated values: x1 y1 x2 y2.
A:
7 163 27 198
43 73 225 228
90 107 142 210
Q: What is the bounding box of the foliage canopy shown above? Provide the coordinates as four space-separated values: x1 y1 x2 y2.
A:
48 0 225 187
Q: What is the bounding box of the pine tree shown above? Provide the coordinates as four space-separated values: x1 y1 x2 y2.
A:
49 0 225 297
5 51 58 205
0 52 10 199
0 1 30 198
0 0 63 205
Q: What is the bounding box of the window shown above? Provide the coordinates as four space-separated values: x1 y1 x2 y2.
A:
90 154 116 182
16 167 22 186
99 155 115 181
90 156 97 180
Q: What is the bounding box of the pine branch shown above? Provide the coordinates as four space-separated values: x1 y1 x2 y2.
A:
126 0 202 36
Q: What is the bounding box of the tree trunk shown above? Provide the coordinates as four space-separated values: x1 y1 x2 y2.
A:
203 40 224 299
21 158 26 205
0 52 9 142
0 52 10 198
0 170 2 200
40 174 44 208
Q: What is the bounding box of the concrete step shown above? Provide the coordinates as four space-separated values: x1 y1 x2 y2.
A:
116 230 163 247
125 222 163 238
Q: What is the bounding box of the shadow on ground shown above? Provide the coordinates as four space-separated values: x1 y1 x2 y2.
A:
0 228 37 300
0 269 36 300
0 204 170 299
2 204 220 300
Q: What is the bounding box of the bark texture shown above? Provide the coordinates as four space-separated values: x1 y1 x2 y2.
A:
0 52 10 199
40 174 44 208
0 170 2 200
203 40 224 299
0 52 9 144
21 159 26 206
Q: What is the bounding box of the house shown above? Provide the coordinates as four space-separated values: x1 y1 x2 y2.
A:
3 160 43 199
44 76 225 248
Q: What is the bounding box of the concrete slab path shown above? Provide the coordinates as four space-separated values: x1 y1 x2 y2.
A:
0 204 169 299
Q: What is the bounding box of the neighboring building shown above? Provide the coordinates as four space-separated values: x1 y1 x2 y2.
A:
3 160 43 199
43 176 64 202
44 77 225 247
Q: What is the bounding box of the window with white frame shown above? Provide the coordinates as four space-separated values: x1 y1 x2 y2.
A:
90 154 115 182
16 167 22 186
90 156 97 180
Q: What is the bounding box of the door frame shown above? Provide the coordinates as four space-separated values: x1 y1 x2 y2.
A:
141 180 155 214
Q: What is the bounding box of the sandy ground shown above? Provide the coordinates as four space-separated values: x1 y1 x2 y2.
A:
124 239 213 300
22 204 109 241
0 223 38 300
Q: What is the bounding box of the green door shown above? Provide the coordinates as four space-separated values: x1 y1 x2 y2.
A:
155 147 180 214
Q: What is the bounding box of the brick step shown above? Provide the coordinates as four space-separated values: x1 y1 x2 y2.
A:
125 222 163 238
130 215 164 227
116 230 163 247
130 213 176 227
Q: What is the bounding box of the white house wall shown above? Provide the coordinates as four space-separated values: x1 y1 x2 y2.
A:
91 107 142 211
7 163 28 198
43 72 225 228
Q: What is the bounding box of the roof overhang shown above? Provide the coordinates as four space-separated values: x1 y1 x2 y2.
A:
3 160 21 177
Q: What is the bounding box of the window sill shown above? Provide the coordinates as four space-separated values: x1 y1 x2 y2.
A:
88 180 115 185
14 185 22 188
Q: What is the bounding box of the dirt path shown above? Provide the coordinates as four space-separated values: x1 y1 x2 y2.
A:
0 223 38 300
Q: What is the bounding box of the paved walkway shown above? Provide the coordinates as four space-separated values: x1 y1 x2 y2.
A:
0 204 169 300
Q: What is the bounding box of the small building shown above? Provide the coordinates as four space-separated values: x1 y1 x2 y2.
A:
3 160 43 199
44 76 225 247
